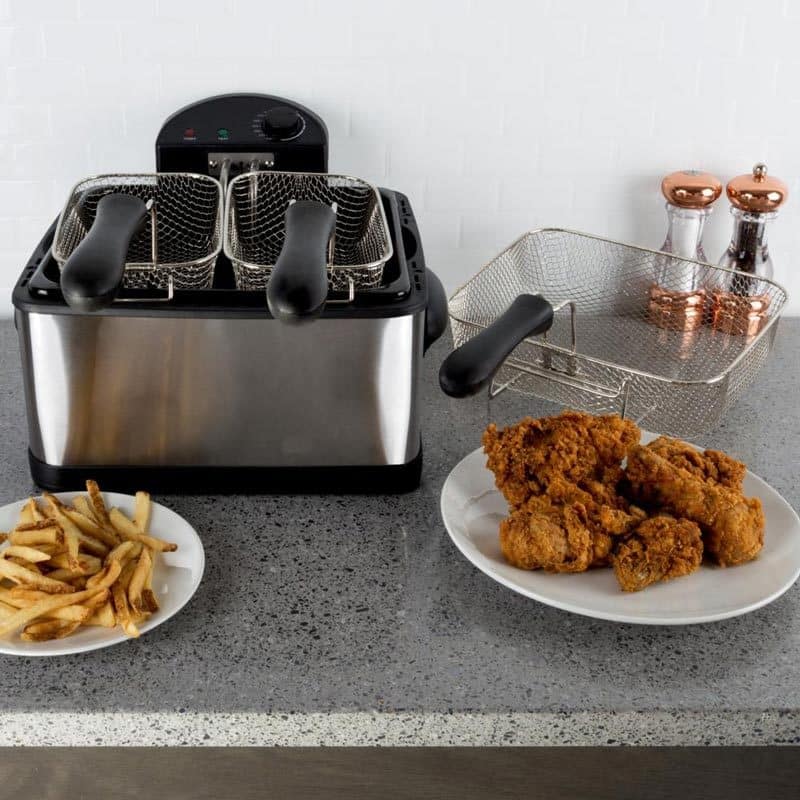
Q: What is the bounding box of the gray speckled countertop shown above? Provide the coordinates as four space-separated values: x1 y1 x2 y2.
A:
0 319 799 746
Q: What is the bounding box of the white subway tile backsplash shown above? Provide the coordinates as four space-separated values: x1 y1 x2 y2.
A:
8 0 78 21
6 63 87 102
42 21 121 60
79 0 157 20
1 0 800 317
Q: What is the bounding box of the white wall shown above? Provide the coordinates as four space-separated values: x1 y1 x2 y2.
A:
1 0 799 315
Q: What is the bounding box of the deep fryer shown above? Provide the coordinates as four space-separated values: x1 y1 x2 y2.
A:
13 93 447 492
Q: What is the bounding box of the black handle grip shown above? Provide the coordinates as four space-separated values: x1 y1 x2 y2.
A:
424 269 448 353
60 193 148 312
266 201 336 324
439 294 554 398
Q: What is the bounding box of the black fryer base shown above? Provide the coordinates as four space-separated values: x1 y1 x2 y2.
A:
28 446 423 495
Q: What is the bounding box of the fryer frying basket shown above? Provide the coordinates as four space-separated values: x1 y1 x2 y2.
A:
53 173 223 291
447 228 787 436
224 171 393 292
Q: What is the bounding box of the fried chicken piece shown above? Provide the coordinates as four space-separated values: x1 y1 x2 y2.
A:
612 515 703 592
538 476 647 567
483 411 641 508
501 484 647 572
499 499 594 573
625 446 764 567
644 436 746 491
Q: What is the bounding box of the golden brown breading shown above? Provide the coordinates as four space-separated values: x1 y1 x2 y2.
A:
612 515 703 592
483 411 641 509
625 446 764 567
644 436 746 491
499 499 594 573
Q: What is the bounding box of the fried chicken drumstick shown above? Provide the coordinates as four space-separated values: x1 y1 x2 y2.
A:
625 445 764 567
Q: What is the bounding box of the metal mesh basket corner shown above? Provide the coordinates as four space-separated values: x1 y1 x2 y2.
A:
224 171 393 291
53 173 223 291
448 228 788 437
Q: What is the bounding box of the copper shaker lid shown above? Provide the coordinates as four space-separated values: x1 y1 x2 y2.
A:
661 170 723 209
727 163 788 213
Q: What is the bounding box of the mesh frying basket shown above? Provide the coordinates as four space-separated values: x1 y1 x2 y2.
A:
53 173 223 291
224 171 393 291
447 228 788 437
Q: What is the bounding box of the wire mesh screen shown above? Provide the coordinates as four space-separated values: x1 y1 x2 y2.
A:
448 229 787 436
53 173 223 290
224 171 392 291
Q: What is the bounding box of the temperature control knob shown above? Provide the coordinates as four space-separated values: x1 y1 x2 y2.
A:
262 106 303 140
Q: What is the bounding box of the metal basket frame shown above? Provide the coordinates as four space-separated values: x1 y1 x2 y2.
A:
223 170 393 292
448 228 788 436
52 173 224 292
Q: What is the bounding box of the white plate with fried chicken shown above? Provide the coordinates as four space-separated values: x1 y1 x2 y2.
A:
0 485 204 656
440 412 800 625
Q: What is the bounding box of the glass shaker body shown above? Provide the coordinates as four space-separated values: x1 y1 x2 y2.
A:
718 207 775 283
656 203 711 293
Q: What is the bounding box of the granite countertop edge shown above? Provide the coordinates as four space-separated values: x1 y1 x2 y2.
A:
1 710 797 747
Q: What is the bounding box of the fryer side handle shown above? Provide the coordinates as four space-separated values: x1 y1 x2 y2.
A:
423 269 448 353
60 193 149 312
439 294 554 398
266 200 336 324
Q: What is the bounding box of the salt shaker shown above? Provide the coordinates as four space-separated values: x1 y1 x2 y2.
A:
648 170 722 331
712 163 788 335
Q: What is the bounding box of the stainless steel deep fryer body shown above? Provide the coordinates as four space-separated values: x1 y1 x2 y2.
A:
17 310 423 469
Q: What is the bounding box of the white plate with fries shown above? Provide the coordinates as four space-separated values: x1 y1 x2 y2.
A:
0 484 204 656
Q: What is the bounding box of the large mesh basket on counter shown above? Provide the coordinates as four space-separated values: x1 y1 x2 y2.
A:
446 228 787 437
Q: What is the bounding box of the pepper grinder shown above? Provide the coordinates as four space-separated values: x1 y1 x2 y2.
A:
712 163 788 336
648 170 722 331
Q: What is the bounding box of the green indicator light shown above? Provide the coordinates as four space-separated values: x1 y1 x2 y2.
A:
217 128 230 140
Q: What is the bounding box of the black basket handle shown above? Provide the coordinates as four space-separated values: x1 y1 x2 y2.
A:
266 201 336 324
60 193 149 312
439 294 554 397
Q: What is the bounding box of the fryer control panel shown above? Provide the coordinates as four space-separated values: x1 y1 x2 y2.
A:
156 93 328 175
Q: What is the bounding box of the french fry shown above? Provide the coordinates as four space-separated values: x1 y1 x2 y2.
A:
44 569 82 582
0 559 74 594
63 507 117 549
33 543 66 556
128 547 152 613
44 505 82 572
0 545 51 563
86 601 116 628
133 491 151 533
141 588 159 614
0 587 105 637
73 531 109 558
109 508 177 552
85 559 122 591
105 540 141 566
117 559 138 592
2 589 94 623
86 481 115 536
9 523 63 548
21 619 81 642
111 581 139 638
8 557 42 573
17 500 34 527
49 552 102 574
73 495 99 524
0 599 17 618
